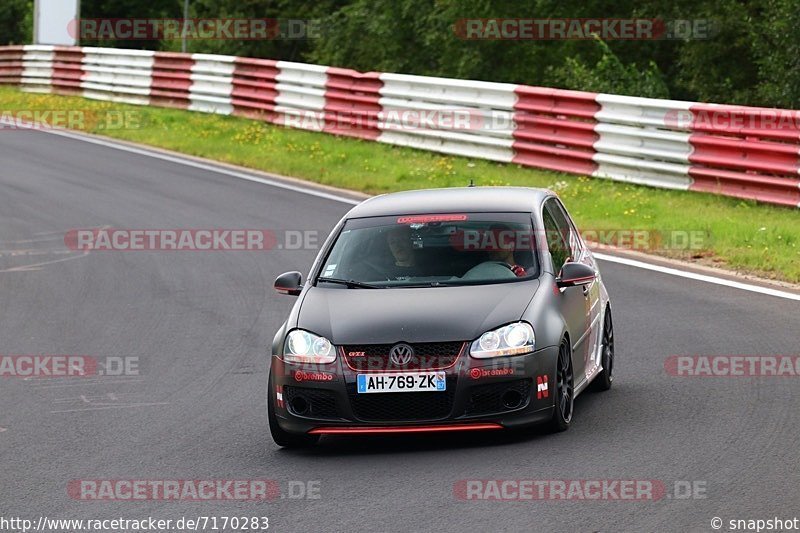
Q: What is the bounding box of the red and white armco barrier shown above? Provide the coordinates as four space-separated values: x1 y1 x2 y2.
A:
0 46 23 85
1 45 799 207
514 87 600 175
377 74 516 162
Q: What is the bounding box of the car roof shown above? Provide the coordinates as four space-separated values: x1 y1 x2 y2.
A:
345 187 555 218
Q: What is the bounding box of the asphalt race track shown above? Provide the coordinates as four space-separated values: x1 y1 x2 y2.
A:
0 128 798 533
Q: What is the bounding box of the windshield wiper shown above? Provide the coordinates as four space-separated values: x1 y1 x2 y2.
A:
316 277 381 289
391 281 448 288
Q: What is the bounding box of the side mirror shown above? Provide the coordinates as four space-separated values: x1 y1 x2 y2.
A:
556 262 596 288
274 271 303 296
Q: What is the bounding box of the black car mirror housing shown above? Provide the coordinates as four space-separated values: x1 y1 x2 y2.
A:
275 271 303 296
556 262 596 288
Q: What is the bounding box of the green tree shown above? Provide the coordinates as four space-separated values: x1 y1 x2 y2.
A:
0 0 32 45
157 0 345 61
78 0 178 50
673 0 760 104
549 37 669 97
751 0 800 108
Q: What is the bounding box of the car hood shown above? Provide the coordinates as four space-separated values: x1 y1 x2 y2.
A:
296 280 540 344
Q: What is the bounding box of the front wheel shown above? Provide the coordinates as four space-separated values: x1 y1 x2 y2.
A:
591 307 614 392
547 339 574 432
268 370 319 448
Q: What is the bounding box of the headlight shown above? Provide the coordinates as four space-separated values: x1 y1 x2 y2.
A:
283 329 336 364
470 322 535 358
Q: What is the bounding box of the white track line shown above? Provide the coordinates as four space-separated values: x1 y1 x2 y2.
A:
594 253 800 302
12 125 800 302
0 251 89 273
51 402 170 414
45 129 363 206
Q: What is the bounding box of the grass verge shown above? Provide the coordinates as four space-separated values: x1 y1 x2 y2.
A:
1 86 799 283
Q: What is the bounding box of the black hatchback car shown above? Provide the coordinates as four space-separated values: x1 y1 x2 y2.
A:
269 187 614 447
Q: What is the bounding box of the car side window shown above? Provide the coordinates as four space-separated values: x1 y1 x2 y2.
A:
542 200 570 271
551 199 583 260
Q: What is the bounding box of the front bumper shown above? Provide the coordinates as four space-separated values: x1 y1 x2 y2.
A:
270 344 559 435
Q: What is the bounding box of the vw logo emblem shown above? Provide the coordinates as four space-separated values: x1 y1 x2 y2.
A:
389 343 414 366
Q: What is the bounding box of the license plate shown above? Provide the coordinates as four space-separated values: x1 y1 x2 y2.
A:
357 372 446 394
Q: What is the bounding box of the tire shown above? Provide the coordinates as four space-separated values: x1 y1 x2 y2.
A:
547 339 574 432
591 307 614 392
268 370 320 448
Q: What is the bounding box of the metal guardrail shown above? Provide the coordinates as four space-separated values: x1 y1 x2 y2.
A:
1 45 798 208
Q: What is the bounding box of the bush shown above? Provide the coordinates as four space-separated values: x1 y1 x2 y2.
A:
549 36 669 98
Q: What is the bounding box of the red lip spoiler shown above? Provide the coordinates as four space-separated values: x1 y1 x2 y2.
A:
308 423 503 435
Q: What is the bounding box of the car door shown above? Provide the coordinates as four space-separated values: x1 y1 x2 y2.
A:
551 198 602 384
542 198 591 381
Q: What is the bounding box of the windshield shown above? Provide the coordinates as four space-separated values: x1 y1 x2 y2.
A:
317 213 539 288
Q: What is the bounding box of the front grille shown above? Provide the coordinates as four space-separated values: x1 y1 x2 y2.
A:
342 341 464 372
346 377 457 421
284 386 340 419
465 379 532 416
